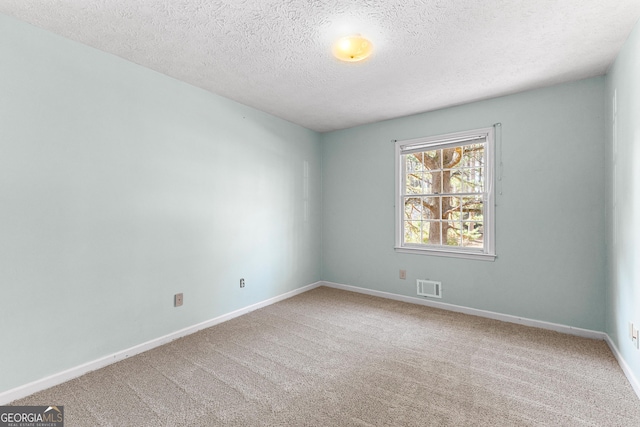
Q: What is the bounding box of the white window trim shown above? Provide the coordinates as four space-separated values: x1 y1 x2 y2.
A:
394 127 496 261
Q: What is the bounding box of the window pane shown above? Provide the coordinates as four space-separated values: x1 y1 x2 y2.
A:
421 149 440 170
461 143 484 168
422 197 440 220
462 222 484 247
406 172 423 194
422 221 441 245
404 221 421 244
404 197 421 220
442 147 462 169
448 170 463 193
462 196 483 222
439 170 457 194
447 196 462 221
421 221 431 244
445 222 461 246
422 171 438 194
415 169 442 194
461 168 484 193
406 154 423 173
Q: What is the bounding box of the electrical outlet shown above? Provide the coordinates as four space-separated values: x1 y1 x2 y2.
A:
399 270 406 280
240 278 245 288
174 293 183 307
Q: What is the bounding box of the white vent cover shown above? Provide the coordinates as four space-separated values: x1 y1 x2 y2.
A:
417 279 442 298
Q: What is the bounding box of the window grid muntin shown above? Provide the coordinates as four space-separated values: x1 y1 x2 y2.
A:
402 194 485 248
395 127 495 260
401 141 487 251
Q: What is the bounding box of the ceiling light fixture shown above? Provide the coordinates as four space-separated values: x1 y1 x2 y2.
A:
332 35 373 62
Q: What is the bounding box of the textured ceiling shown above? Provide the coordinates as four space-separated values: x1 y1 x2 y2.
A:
1 1 639 132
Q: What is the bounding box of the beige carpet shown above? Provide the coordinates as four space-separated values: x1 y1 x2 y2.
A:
12 286 640 426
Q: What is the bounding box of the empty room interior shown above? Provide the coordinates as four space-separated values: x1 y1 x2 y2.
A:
2 1 640 425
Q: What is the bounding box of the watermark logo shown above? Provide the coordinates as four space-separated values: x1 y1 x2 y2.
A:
0 406 64 427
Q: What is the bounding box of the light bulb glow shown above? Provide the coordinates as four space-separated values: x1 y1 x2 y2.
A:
332 35 373 62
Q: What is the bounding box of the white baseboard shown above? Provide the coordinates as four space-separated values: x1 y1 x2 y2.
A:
604 334 640 400
320 281 605 340
0 281 322 405
5 280 638 405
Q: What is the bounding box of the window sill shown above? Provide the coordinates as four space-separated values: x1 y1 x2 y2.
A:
394 246 496 261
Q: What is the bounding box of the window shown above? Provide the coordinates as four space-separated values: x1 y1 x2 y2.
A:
395 127 495 260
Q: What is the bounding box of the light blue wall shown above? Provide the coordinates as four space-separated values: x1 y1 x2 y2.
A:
605 19 640 385
322 78 606 331
0 14 321 394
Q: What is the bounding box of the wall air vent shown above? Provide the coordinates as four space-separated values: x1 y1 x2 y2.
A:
417 279 442 298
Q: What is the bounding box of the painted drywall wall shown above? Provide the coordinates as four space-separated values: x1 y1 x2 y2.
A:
321 77 606 331
0 14 321 394
605 19 640 385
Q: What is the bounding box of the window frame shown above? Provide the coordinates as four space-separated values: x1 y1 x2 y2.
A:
394 127 496 261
